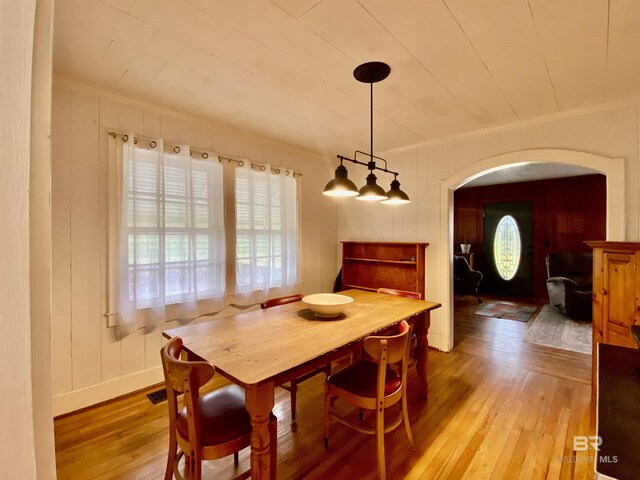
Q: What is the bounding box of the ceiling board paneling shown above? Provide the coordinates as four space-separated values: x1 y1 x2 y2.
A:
529 0 608 109
445 0 558 118
241 5 358 93
85 0 158 50
102 41 166 79
186 0 271 30
383 59 482 134
144 30 208 71
606 0 640 102
51 0 640 156
462 163 599 188
192 54 253 88
188 16 259 63
360 0 518 125
271 0 322 18
129 0 210 42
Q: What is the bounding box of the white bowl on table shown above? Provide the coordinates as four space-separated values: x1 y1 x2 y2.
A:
302 293 354 318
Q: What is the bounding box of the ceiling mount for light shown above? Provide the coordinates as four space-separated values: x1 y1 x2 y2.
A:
323 61 410 205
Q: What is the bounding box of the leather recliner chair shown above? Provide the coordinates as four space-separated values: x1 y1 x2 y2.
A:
453 255 483 303
545 252 592 320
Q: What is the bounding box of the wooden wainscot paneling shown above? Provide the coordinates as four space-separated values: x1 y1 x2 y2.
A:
455 174 605 299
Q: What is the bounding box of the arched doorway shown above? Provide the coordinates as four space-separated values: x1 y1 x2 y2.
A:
438 149 625 352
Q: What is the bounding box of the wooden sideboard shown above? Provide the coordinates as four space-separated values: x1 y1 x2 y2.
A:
341 241 427 296
587 241 640 412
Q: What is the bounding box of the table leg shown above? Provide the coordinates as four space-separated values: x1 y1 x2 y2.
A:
414 311 431 399
245 381 276 479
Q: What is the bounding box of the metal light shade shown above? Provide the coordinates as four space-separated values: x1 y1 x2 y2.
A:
323 164 359 197
381 178 410 205
356 172 388 201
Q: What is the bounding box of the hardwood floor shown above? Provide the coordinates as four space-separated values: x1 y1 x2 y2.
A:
54 297 594 479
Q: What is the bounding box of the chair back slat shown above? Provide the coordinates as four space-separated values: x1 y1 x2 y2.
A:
161 337 214 394
261 294 303 309
161 337 216 466
363 320 411 365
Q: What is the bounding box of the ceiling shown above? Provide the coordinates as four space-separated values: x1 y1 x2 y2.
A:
53 0 640 156
461 163 600 188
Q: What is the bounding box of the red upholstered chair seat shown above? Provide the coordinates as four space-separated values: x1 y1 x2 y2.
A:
176 385 251 446
161 336 278 480
327 360 401 397
324 321 415 480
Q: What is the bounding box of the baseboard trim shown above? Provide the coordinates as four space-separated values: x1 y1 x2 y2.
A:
52 366 164 417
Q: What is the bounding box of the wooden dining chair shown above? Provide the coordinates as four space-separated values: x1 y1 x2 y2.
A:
324 320 415 480
261 293 330 430
161 336 277 480
377 288 421 363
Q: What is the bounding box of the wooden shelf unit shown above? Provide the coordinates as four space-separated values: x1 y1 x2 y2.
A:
341 241 427 296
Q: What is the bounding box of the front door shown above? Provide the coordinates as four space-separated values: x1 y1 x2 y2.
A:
483 201 533 297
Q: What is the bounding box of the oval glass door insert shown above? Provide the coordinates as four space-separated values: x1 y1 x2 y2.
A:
493 215 522 281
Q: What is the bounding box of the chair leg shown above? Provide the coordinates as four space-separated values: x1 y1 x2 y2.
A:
165 434 177 480
234 451 239 466
184 454 192 480
324 385 331 449
476 288 482 303
192 453 202 480
401 392 415 451
290 380 298 430
375 402 386 480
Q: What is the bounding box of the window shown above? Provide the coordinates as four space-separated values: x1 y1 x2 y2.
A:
117 139 225 322
493 214 522 281
235 166 298 293
110 134 300 328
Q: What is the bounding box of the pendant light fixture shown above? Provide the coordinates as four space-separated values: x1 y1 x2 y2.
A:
323 61 410 205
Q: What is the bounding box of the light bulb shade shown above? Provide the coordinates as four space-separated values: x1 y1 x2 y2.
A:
356 172 388 201
323 164 359 197
381 179 410 205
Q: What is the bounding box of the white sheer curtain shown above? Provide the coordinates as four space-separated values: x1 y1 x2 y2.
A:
112 134 225 330
234 163 299 302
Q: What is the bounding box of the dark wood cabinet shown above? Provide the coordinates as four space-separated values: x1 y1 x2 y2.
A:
341 241 427 296
587 241 640 412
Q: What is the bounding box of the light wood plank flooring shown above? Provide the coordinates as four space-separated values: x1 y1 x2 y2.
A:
54 298 594 479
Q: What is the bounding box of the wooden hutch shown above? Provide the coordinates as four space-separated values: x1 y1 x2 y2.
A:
341 241 427 296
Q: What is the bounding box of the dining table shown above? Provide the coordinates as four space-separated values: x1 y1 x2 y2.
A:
162 289 441 479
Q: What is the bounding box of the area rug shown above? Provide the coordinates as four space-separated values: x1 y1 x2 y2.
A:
524 304 591 354
474 302 538 322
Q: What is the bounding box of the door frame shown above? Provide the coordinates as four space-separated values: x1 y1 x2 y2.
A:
439 149 625 352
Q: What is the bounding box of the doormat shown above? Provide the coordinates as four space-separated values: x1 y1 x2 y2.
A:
474 302 537 322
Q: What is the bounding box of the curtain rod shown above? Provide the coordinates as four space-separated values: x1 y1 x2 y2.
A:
108 130 302 177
